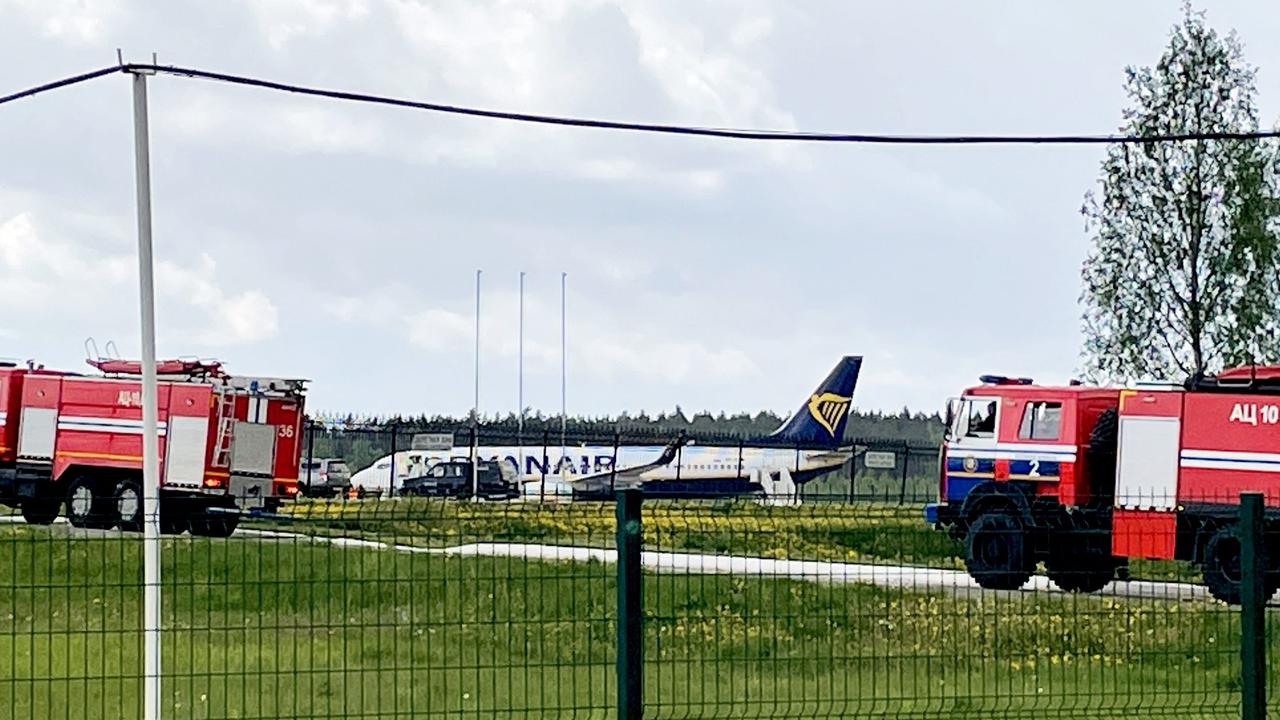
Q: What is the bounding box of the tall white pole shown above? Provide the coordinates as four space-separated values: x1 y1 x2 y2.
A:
472 269 481 498
517 271 525 471
560 272 567 472
130 68 162 720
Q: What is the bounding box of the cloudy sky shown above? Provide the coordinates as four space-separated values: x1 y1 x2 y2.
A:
2 1 1278 420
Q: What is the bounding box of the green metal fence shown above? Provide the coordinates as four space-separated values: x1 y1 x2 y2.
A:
0 493 1273 718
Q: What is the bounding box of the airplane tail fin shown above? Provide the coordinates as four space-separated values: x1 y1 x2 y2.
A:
767 356 861 449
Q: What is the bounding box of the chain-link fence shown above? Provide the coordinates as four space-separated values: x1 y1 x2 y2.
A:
2 490 1277 718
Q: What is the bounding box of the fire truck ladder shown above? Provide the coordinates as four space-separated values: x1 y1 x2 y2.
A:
212 391 236 468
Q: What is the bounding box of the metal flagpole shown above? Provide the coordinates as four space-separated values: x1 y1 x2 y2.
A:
473 269 481 498
129 66 163 720
517 271 525 479
560 272 567 475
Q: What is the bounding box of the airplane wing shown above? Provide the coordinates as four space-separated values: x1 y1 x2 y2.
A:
565 433 687 496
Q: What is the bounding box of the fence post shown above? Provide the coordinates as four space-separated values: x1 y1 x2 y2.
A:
541 429 549 502
898 442 910 505
616 489 644 720
305 417 316 496
1240 491 1266 720
469 427 478 500
848 445 859 503
388 422 397 498
610 431 620 494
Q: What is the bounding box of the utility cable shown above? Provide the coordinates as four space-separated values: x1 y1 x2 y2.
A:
5 63 1280 146
0 65 120 107
132 64 1280 145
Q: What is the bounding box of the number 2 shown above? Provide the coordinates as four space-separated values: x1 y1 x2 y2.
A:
1028 459 1040 477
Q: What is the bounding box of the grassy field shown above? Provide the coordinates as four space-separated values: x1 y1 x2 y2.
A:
0 521 1262 719
278 498 1203 583
281 498 967 564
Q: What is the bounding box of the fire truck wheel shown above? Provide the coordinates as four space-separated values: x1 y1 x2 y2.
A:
1202 525 1244 605
965 512 1034 591
114 479 143 532
66 476 113 530
20 495 60 525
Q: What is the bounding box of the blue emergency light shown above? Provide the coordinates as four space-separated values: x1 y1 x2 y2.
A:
979 375 1034 385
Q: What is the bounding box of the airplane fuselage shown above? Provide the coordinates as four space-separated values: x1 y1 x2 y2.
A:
352 444 851 496
346 355 863 500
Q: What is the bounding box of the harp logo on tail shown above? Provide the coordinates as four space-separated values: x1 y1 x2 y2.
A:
807 392 851 438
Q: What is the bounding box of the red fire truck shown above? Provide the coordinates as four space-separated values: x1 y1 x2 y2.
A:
0 357 306 536
926 368 1280 604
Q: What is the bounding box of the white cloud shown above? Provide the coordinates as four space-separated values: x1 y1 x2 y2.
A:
623 4 793 130
154 0 789 195
387 0 582 105
730 15 774 48
160 90 387 156
397 288 759 386
0 211 278 348
576 334 759 385
3 0 120 44
576 157 723 192
154 254 280 344
246 0 371 49
406 307 473 352
219 291 280 344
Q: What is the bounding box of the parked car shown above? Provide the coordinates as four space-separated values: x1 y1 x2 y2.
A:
297 458 352 498
400 460 520 500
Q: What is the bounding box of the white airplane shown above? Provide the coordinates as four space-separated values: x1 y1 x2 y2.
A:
348 356 861 501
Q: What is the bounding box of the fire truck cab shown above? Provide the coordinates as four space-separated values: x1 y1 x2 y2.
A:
0 358 306 537
928 369 1280 604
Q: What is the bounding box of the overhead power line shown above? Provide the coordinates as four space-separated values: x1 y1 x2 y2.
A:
0 66 121 106
4 62 1280 146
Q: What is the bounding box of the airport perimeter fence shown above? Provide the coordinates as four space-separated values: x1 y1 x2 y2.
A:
300 419 942 504
2 490 1278 719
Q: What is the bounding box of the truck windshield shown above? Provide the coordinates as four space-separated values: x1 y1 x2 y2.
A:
944 398 963 441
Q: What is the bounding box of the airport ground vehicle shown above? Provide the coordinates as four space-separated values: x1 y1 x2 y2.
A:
926 368 1280 603
400 460 520 500
298 458 351 498
0 358 306 536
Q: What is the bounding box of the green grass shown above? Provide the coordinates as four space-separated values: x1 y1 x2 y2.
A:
281 498 965 563
279 498 1202 582
0 524 1264 719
